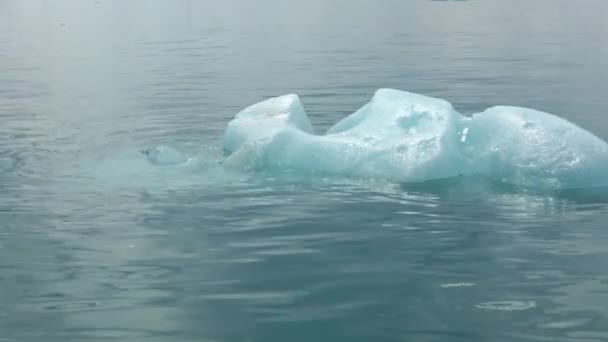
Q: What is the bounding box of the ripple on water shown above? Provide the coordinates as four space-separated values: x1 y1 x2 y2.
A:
44 301 98 312
475 301 537 311
70 329 155 339
440 282 476 288
0 156 16 172
19 299 132 314
538 318 593 330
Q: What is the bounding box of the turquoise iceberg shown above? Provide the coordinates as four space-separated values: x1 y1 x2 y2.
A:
222 89 608 189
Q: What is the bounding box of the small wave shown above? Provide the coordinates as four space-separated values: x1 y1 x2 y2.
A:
475 300 537 311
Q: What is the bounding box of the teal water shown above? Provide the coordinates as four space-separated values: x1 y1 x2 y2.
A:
2 0 608 341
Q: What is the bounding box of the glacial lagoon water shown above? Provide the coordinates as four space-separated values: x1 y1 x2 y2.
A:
2 0 608 341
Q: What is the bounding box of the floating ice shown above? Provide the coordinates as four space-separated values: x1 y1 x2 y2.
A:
465 106 608 189
143 145 187 165
222 94 315 155
222 89 608 189
224 89 469 181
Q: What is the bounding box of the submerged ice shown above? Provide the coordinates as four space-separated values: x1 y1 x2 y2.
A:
143 145 187 165
222 89 608 189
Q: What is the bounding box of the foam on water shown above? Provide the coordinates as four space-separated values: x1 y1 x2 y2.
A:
222 89 608 189
475 301 537 311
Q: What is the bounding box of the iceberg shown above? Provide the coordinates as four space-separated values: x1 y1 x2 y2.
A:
222 89 608 189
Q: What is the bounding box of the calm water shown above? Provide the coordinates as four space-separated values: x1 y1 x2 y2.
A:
2 0 608 341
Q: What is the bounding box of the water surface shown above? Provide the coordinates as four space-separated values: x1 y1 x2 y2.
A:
2 0 608 341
